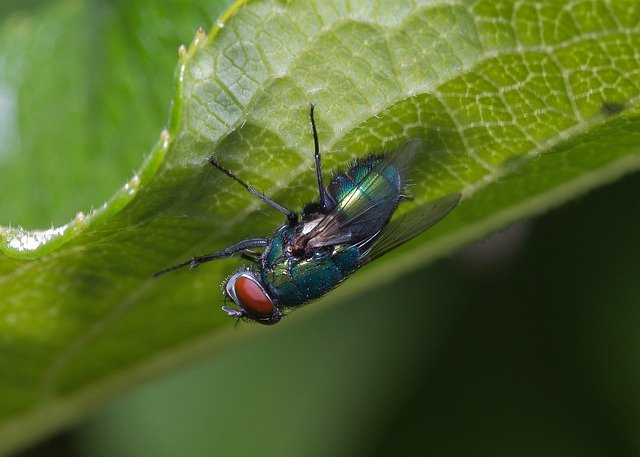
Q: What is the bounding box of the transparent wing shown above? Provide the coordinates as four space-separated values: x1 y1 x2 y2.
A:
301 139 422 250
362 192 461 263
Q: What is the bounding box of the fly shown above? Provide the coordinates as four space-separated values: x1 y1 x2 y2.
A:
154 105 460 325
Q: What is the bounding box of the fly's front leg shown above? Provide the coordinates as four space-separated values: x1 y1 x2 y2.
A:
154 238 268 276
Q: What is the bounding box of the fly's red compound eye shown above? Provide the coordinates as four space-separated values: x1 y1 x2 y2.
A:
224 271 281 325
233 274 275 320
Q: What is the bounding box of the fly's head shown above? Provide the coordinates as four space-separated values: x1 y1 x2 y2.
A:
222 268 283 325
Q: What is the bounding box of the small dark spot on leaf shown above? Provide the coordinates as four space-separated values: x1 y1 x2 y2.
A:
600 101 626 116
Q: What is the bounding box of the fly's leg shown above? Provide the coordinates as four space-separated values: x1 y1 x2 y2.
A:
154 238 268 277
309 103 333 212
207 157 298 226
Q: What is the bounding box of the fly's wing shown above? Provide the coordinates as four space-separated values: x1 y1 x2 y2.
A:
361 192 461 263
301 139 421 250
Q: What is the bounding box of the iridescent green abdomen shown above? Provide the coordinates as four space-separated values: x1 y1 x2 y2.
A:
261 225 361 307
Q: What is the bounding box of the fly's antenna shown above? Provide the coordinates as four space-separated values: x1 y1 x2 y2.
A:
207 156 298 226
309 103 332 212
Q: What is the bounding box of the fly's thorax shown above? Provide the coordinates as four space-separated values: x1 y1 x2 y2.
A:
222 268 282 325
286 217 323 256
261 240 362 308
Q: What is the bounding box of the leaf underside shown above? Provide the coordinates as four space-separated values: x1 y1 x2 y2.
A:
0 0 639 453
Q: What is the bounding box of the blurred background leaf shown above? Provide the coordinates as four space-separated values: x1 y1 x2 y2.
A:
0 0 639 455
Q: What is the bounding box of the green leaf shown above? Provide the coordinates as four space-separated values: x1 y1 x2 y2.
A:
1 0 639 453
